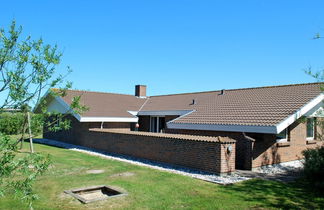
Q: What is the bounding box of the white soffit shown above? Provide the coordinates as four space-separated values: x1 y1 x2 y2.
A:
79 117 138 122
128 111 139 116
304 102 324 117
48 96 82 121
276 94 324 133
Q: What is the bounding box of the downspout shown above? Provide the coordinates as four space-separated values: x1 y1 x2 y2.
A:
100 122 104 129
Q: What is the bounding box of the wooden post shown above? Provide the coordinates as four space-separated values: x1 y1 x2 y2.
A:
27 112 34 153
19 113 28 150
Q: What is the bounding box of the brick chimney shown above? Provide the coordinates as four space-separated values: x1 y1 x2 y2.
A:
135 85 147 98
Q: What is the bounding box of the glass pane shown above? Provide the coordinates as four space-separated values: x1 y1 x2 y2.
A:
151 117 158 132
154 117 158 132
307 118 314 138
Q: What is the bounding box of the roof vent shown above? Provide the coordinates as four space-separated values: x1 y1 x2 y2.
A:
219 89 225 95
190 99 197 105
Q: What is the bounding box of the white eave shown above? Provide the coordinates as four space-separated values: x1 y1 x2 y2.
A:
167 122 277 134
79 117 138 122
275 93 324 133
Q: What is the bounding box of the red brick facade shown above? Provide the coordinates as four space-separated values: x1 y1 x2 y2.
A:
158 118 324 169
250 121 323 168
44 115 236 174
44 114 323 173
163 128 255 170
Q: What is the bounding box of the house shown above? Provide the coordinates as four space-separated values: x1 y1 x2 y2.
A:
41 83 324 172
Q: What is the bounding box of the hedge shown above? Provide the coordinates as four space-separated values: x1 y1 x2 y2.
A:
0 112 43 135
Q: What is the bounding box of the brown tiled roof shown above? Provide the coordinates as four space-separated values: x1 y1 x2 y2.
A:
143 83 322 126
60 90 146 118
57 83 322 126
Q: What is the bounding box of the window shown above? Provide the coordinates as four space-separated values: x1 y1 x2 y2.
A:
306 118 315 139
276 128 288 142
150 116 165 133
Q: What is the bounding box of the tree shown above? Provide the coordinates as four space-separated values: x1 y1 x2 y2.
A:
300 33 324 193
0 20 87 208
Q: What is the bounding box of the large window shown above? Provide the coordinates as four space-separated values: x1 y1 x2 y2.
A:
150 116 165 133
306 118 315 139
276 128 288 142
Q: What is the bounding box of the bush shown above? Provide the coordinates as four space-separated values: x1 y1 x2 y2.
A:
0 112 24 135
302 146 324 192
0 112 43 135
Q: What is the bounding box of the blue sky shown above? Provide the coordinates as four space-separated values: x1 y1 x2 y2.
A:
1 0 324 96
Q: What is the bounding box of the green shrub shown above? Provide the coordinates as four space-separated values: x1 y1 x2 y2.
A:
0 112 43 135
0 112 24 135
302 146 324 192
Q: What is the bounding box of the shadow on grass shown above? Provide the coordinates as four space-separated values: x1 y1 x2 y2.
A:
221 178 324 209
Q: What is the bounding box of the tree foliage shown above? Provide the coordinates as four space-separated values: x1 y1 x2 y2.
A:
0 134 51 207
0 20 87 208
301 33 324 192
302 146 324 193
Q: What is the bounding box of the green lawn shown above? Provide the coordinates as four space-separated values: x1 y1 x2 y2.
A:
1 141 323 210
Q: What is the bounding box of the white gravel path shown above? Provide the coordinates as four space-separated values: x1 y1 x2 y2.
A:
253 160 304 174
34 138 250 185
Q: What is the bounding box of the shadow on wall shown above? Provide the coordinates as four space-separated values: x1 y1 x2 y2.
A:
260 145 281 166
251 134 281 167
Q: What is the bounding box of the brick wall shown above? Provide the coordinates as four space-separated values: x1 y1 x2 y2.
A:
250 121 324 168
44 115 132 143
45 115 323 171
164 120 324 169
138 115 253 169
165 129 255 170
85 129 235 174
44 116 236 174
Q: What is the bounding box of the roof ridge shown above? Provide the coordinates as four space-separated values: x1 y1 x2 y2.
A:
51 88 143 97
151 82 323 97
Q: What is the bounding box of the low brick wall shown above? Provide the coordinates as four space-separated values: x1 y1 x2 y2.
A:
45 126 236 174
164 122 324 169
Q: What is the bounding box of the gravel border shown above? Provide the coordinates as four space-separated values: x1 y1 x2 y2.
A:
33 138 250 185
253 160 304 174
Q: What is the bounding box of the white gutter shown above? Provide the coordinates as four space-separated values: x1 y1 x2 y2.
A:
79 117 138 122
167 122 277 134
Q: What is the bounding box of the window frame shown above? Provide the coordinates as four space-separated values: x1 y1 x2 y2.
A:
149 116 165 133
276 128 288 143
306 117 315 140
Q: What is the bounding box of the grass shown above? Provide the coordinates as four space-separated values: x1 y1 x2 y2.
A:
1 140 324 210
